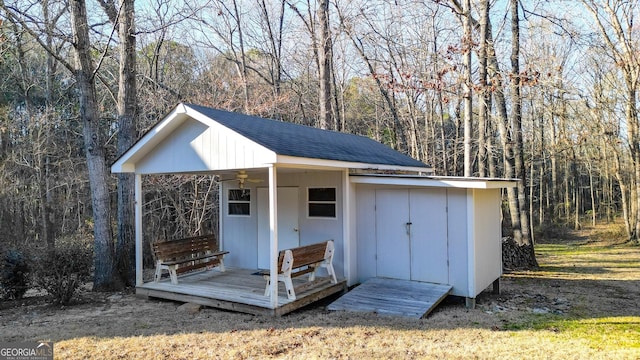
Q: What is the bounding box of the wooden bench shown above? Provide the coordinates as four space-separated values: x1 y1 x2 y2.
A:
263 240 337 300
151 234 229 285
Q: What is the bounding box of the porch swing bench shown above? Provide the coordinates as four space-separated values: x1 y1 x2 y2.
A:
151 234 229 285
262 240 337 300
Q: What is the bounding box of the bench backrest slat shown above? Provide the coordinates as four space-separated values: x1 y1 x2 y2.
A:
277 240 332 273
152 235 219 261
290 242 328 268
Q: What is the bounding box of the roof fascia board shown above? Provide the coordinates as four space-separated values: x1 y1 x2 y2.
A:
275 155 432 173
349 175 518 189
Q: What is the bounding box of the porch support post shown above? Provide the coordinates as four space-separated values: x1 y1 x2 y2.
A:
466 189 476 301
342 168 351 284
135 173 143 287
268 165 279 308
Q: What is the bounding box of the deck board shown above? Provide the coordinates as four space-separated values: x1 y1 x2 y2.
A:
327 278 452 318
137 268 346 316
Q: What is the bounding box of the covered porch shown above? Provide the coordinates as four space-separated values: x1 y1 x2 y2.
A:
138 267 347 316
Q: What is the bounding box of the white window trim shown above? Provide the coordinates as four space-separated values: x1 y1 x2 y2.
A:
307 187 337 219
228 188 251 217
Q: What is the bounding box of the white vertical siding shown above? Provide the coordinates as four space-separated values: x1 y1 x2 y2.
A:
355 185 377 282
221 170 345 278
410 189 448 284
221 180 259 269
345 171 358 286
472 189 502 297
354 184 476 298
289 171 345 278
136 118 276 174
375 189 411 279
446 188 469 296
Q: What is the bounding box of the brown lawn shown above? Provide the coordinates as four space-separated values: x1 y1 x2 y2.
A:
1 224 639 359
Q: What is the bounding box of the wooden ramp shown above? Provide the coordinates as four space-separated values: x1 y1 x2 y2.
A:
327 278 452 319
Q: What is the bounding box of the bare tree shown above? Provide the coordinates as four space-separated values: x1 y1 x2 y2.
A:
477 0 490 178
581 0 640 241
447 0 537 266
2 0 122 289
510 0 533 252
69 0 120 289
462 0 473 177
97 0 138 286
317 0 332 130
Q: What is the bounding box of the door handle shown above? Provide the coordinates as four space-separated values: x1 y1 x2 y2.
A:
405 222 412 236
294 228 299 232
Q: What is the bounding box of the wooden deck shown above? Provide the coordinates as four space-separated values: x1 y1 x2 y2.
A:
137 268 346 316
327 278 452 318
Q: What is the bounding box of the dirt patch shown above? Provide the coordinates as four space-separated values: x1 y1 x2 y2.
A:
1 228 639 359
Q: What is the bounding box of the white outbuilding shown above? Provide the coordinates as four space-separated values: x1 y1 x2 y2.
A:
111 103 515 316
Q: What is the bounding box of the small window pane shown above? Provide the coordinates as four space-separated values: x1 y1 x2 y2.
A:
229 203 250 215
228 189 250 216
309 203 336 217
229 189 250 201
309 188 336 201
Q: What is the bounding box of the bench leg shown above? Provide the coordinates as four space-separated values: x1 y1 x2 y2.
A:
264 277 271 296
217 256 226 272
169 266 179 285
325 263 337 284
283 276 296 300
308 266 317 282
154 261 163 283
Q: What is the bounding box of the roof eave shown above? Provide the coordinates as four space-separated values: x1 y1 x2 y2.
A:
275 155 432 173
349 174 518 189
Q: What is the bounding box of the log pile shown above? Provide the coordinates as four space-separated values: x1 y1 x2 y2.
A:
502 236 538 271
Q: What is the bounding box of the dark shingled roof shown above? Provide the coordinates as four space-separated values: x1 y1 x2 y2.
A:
185 104 427 168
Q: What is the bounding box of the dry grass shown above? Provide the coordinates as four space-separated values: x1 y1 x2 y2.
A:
1 224 639 359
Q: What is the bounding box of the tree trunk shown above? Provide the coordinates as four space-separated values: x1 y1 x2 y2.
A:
232 0 250 112
628 86 640 239
115 0 137 287
450 0 526 251
477 0 490 178
70 0 120 291
258 0 285 103
572 149 581 230
581 0 640 240
614 150 632 238
490 63 521 243
317 0 332 130
462 0 473 177
41 0 56 248
510 0 535 267
550 105 558 215
588 163 596 226
431 22 448 175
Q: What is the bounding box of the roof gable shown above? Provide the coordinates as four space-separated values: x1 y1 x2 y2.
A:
134 116 277 174
184 104 427 169
112 103 430 174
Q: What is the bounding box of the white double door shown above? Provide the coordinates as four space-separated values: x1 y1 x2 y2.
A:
375 189 449 284
257 187 300 269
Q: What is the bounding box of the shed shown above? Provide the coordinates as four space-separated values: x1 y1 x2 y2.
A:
111 103 515 316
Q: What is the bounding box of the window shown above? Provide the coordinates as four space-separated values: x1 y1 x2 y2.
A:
308 187 336 218
228 189 251 216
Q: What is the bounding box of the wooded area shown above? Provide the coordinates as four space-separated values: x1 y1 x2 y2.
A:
0 0 638 289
